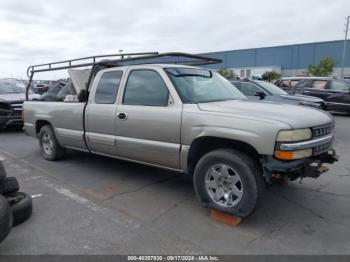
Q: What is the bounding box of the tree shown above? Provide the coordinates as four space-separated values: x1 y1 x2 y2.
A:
217 68 235 80
262 70 281 81
307 57 336 77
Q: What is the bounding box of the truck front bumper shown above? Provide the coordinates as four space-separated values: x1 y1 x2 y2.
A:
262 149 338 181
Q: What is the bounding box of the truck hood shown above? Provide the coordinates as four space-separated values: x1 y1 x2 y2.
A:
197 100 333 129
0 93 40 102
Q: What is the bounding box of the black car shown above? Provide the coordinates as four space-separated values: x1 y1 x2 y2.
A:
0 79 40 129
276 77 350 113
231 79 325 109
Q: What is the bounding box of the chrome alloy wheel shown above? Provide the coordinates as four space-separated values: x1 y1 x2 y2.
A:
42 132 54 156
205 163 243 207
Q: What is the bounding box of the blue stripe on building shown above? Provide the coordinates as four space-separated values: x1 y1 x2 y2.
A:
200 40 350 70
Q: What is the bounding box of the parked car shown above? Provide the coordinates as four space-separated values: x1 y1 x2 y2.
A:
0 79 40 129
276 77 350 113
23 53 338 218
231 79 325 109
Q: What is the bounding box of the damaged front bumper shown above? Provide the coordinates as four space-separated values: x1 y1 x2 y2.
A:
262 149 339 181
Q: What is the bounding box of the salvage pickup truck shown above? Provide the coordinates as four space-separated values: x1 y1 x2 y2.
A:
23 53 338 217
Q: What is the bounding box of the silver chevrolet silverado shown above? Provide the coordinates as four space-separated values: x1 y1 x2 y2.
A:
23 53 338 217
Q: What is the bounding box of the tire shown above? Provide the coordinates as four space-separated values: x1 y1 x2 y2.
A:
6 192 33 227
38 125 65 161
0 195 12 244
193 149 265 218
0 177 19 195
0 159 7 183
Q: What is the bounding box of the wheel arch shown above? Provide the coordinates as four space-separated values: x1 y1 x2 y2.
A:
35 120 52 135
186 136 261 175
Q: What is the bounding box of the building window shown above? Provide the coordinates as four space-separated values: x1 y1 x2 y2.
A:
246 69 251 78
240 69 245 78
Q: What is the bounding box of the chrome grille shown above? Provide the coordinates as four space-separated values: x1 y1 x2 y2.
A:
312 123 334 138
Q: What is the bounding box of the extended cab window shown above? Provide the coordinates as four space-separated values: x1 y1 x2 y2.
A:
95 71 123 104
123 70 169 106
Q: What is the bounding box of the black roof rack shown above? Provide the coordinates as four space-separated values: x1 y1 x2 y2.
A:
26 52 222 78
25 52 222 100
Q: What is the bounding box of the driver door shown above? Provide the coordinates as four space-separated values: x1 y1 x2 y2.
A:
115 68 182 169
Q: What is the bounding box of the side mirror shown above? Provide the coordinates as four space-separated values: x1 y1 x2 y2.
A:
78 89 88 102
255 91 266 100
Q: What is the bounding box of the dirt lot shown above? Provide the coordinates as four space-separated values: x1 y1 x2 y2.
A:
0 114 349 255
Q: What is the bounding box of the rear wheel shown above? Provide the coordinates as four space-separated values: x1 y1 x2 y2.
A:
193 149 264 218
38 125 65 161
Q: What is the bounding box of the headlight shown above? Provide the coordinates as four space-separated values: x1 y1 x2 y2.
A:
274 149 313 160
276 128 312 142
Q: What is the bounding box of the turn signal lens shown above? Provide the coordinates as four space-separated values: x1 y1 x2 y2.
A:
274 149 312 160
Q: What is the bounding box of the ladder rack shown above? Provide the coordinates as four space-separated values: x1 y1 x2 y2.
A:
25 52 222 100
26 52 222 77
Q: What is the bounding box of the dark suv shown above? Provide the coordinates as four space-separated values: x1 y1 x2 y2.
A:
275 77 350 113
232 79 325 109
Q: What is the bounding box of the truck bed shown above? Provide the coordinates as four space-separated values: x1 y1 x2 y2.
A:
23 101 87 150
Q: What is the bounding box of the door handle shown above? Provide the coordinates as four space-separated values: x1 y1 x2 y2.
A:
117 112 127 120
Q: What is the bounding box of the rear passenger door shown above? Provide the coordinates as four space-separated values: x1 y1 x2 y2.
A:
85 69 124 156
115 68 182 169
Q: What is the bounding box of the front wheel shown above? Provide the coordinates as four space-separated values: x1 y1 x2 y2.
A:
38 125 65 161
193 149 264 218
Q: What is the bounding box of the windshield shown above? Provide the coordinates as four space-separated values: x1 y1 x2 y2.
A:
165 68 246 103
255 81 287 95
0 80 27 94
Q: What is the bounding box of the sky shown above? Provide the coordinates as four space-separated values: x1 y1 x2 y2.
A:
0 0 349 79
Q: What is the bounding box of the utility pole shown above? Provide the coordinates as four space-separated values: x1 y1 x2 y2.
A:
119 49 124 59
341 16 350 79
